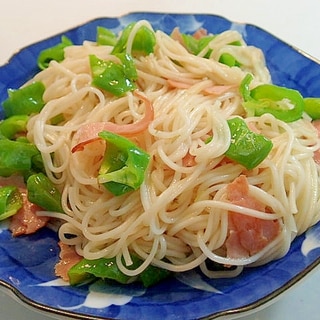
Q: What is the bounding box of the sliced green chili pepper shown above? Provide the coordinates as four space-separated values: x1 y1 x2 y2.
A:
2 81 45 118
240 74 304 123
90 53 137 96
0 186 23 221
27 172 64 212
229 40 242 46
111 22 156 55
117 52 137 82
129 25 156 55
304 97 320 120
96 26 117 46
68 254 171 287
98 131 150 196
111 22 135 54
0 139 40 177
22 153 45 180
37 35 73 70
0 115 28 139
50 113 65 125
180 33 241 65
180 33 215 58
219 41 242 67
68 257 131 286
138 259 172 287
225 117 273 170
219 53 241 67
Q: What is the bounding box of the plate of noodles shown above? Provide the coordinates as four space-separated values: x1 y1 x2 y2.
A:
1 12 320 320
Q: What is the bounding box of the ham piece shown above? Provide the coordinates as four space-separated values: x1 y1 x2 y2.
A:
0 176 49 236
9 189 50 236
312 120 320 164
225 175 280 259
55 241 82 281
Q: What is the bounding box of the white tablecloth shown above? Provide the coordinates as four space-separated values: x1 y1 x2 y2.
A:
1 1 319 319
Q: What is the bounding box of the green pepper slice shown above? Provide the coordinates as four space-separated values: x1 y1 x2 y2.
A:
179 32 241 65
304 97 320 120
90 53 137 97
0 186 23 221
68 254 171 287
27 172 64 213
0 139 41 177
96 26 117 46
128 25 156 55
111 22 156 55
240 74 304 123
219 53 241 67
0 115 28 139
98 131 150 196
37 35 73 70
2 82 45 118
180 33 215 57
225 117 273 170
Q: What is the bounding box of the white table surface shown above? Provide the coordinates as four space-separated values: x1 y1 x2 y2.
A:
1 1 320 319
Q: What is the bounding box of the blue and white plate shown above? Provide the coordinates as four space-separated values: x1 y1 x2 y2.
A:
1 12 320 320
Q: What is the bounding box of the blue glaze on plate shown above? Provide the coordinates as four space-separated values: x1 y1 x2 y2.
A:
0 12 320 320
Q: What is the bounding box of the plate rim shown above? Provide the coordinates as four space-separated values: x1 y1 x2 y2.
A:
2 12 320 69
1 255 319 320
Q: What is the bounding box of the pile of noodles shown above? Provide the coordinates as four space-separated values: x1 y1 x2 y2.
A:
24 20 320 279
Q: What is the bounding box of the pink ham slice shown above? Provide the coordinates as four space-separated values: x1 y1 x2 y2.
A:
72 91 154 153
0 176 49 236
312 120 320 164
225 175 280 259
55 242 82 281
9 188 49 237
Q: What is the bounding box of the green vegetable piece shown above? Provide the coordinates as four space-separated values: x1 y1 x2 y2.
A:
111 22 156 55
111 22 135 54
225 117 273 170
98 131 150 196
180 33 241 63
229 40 242 46
22 152 45 180
138 260 171 287
0 139 40 177
27 173 64 212
181 33 215 57
2 82 45 118
0 186 22 221
96 26 117 46
68 254 171 287
0 115 28 139
240 73 252 102
117 52 138 81
130 25 156 55
90 53 137 96
37 35 73 70
50 113 65 125
68 257 132 286
219 53 241 67
304 97 320 120
240 74 304 123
